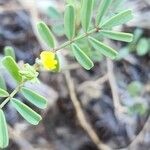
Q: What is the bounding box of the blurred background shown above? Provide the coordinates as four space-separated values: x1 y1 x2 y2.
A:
0 0 150 150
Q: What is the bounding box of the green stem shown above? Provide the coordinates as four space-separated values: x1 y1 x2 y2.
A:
0 82 24 109
0 28 100 108
54 28 99 52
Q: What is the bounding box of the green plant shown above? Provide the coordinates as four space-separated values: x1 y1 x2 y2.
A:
117 28 150 60
126 81 148 116
0 0 134 148
127 81 143 98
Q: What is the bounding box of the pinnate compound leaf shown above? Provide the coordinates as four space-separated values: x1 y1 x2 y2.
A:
81 0 94 32
96 0 112 26
64 5 75 39
37 21 56 48
11 98 42 125
21 87 47 109
0 88 9 97
100 30 133 42
2 56 22 82
101 9 133 29
71 43 94 70
89 36 118 59
0 109 9 148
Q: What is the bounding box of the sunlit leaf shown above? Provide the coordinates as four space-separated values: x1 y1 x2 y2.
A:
21 87 47 109
11 98 42 125
37 21 56 48
101 9 133 29
96 0 112 26
71 43 94 70
89 36 118 59
81 0 94 32
0 109 9 148
2 56 22 82
0 88 9 97
100 30 133 42
64 4 75 39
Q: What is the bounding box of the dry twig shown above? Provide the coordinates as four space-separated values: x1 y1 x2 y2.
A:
78 74 108 91
128 115 150 149
8 125 35 150
119 115 150 150
64 70 111 150
107 58 126 118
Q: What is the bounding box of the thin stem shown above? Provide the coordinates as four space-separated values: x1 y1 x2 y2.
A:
53 28 98 52
0 63 40 109
106 58 126 118
0 82 24 109
64 70 111 150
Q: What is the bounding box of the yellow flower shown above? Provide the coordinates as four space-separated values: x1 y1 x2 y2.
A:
40 51 57 70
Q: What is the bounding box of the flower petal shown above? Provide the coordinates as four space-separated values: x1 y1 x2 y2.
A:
40 51 57 70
